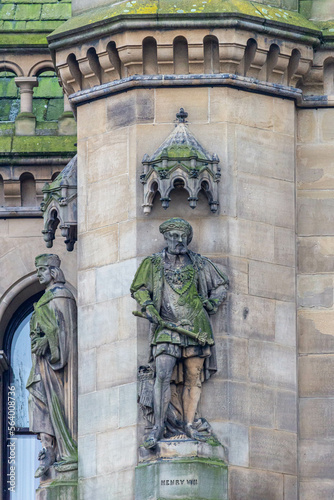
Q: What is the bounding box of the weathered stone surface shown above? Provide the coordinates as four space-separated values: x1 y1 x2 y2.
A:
300 398 334 439
284 475 297 500
238 174 294 229
298 192 334 236
211 422 249 467
78 348 96 395
250 427 297 474
77 99 107 139
86 128 128 184
273 97 295 136
156 87 209 123
87 175 130 230
275 301 296 347
78 225 119 270
229 466 283 500
78 387 118 436
297 109 317 144
236 125 294 181
119 383 137 428
249 261 295 302
96 339 137 390
274 227 295 268
275 390 297 432
199 380 228 421
299 355 334 397
228 292 275 342
96 259 138 302
79 434 96 479
79 469 135 500
320 108 334 142
211 88 274 130
298 275 334 308
228 382 275 428
106 90 154 130
97 426 137 475
229 218 275 263
227 337 249 381
299 440 334 479
298 237 334 273
299 480 334 500
249 341 296 390
79 300 118 350
298 310 334 354
297 144 334 190
119 219 137 260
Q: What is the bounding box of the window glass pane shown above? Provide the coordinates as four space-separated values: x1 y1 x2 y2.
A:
9 435 41 500
10 313 33 429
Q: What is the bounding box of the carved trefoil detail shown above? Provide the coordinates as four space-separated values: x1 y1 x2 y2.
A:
140 109 220 214
41 154 77 251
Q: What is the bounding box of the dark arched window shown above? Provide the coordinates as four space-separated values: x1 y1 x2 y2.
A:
2 293 43 499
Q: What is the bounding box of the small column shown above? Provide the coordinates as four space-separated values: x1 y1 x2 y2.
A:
14 77 38 136
58 94 76 136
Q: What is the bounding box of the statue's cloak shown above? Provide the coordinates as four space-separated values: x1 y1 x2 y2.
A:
26 284 77 462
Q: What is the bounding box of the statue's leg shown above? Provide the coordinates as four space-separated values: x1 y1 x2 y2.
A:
144 353 176 449
35 432 56 478
183 357 205 438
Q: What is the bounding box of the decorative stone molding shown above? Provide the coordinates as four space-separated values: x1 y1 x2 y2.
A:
41 154 77 251
141 109 220 214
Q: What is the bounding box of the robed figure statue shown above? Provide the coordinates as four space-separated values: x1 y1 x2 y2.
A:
26 254 77 478
131 218 228 449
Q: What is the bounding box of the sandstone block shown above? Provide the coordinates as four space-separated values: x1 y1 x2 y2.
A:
119 219 137 261
199 380 228 421
249 341 296 390
119 383 137 428
78 348 96 395
211 422 249 467
297 144 334 190
299 355 334 397
79 434 96 479
238 174 294 229
97 426 137 475
79 466 135 500
298 310 334 354
275 301 296 347
86 128 128 184
283 475 297 500
211 88 274 130
236 125 294 181
298 275 333 308
106 90 154 130
96 339 137 390
298 192 334 236
96 258 137 302
250 427 297 474
274 227 295 268
300 398 334 440
156 87 209 123
228 381 275 428
299 480 334 500
298 236 334 274
228 292 275 342
320 108 334 142
297 109 317 144
77 99 107 139
229 218 275 263
249 261 295 302
78 224 119 270
273 97 295 136
299 439 334 479
229 466 283 500
78 300 119 351
275 390 297 433
78 387 118 436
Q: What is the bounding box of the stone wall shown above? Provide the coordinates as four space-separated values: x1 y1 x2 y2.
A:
297 107 334 499
76 86 298 499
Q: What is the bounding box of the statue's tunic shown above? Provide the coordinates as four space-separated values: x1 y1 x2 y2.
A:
26 284 77 462
131 249 228 380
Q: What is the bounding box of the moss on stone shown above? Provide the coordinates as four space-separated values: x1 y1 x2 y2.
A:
15 3 41 20
11 135 76 153
50 0 320 40
41 3 72 20
0 32 49 45
0 136 13 152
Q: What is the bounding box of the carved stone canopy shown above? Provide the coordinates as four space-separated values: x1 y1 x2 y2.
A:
140 109 220 214
41 154 77 251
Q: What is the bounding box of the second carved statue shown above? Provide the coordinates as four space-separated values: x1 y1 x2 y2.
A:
131 218 228 449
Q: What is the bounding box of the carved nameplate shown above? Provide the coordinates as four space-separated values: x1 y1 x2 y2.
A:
161 478 198 486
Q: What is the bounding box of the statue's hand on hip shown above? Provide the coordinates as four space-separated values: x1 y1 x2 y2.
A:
31 336 49 357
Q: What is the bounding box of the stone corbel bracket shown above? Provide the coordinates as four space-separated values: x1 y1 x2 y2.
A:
141 109 220 214
41 154 77 251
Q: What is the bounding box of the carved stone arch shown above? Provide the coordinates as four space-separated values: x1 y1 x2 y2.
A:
0 61 23 76
28 60 55 77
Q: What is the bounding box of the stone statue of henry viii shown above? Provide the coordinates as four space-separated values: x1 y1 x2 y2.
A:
131 218 228 449
26 254 77 478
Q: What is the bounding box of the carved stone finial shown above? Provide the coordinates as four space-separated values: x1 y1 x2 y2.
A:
176 107 188 123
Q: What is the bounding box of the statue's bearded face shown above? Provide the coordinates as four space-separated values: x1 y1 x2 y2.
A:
36 265 53 285
165 230 188 255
